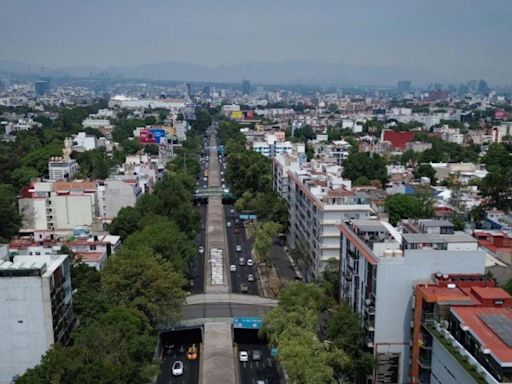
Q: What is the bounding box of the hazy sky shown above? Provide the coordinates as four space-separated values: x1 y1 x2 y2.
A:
1 0 511 82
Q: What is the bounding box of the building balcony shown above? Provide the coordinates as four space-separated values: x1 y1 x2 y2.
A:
428 322 498 384
364 305 375 316
418 354 432 369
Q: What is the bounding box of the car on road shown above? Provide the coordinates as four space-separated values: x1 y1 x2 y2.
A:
234 228 240 234
198 246 204 254
252 350 262 361
187 344 198 360
236 245 242 252
240 283 249 293
230 208 235 214
203 177 207 181
230 264 237 272
238 257 246 266
247 259 254 266
247 274 255 282
226 221 232 227
172 361 184 376
239 351 249 362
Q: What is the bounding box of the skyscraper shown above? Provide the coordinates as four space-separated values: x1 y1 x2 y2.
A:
242 80 250 95
34 80 50 96
397 80 411 94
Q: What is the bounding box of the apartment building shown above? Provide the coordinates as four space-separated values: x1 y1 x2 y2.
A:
338 219 486 384
412 273 512 384
19 181 99 230
273 154 373 279
0 254 73 384
97 179 142 220
19 178 142 231
71 131 107 152
48 156 79 181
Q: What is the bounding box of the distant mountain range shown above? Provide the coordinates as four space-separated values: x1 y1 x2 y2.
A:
0 59 436 86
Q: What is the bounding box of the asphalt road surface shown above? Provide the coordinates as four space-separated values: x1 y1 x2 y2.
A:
189 204 206 294
157 329 201 384
235 330 281 384
225 204 258 295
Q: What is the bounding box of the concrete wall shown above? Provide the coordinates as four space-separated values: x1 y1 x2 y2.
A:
54 195 94 229
374 250 486 383
19 198 47 229
0 277 52 384
104 180 140 218
430 337 477 384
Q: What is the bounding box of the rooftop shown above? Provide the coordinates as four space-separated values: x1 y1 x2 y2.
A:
451 306 512 365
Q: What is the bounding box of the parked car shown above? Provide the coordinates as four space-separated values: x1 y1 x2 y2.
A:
247 274 255 282
239 351 249 362
240 283 249 292
247 259 254 267
198 246 204 254
236 245 242 252
227 221 232 227
234 228 241 234
172 361 184 376
230 264 237 272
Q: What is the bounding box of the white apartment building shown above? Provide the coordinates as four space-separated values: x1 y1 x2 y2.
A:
387 109 460 130
19 178 142 231
97 179 142 220
19 181 99 231
0 254 73 384
273 154 373 279
491 122 512 143
48 156 79 181
3 118 42 135
82 117 113 131
338 219 486 384
108 95 187 110
71 131 107 152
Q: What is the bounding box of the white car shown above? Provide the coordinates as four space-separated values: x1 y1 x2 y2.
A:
198 246 204 254
247 259 253 266
236 245 242 252
172 360 184 376
230 264 237 272
239 351 249 362
227 222 232 227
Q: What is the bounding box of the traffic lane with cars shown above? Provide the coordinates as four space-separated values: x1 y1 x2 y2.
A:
190 204 206 294
237 344 280 384
157 341 200 384
225 205 258 295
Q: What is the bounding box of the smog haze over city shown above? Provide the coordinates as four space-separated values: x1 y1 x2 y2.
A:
1 0 512 85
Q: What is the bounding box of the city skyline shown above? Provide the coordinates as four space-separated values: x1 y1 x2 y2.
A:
1 0 512 84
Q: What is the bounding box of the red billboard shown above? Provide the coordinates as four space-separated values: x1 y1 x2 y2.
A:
139 129 156 144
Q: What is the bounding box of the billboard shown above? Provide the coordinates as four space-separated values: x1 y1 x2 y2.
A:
231 111 243 120
139 128 156 143
140 128 167 144
149 128 166 143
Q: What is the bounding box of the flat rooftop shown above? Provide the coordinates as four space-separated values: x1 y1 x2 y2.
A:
451 306 512 366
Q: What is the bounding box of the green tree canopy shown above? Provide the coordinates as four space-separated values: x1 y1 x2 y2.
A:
101 247 186 327
384 192 434 225
0 184 21 242
342 152 388 187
